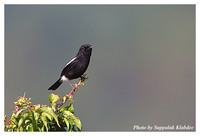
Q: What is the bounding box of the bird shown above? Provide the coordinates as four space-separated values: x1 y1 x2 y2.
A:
48 44 93 91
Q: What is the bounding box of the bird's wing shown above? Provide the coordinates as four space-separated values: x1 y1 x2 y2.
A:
60 57 78 76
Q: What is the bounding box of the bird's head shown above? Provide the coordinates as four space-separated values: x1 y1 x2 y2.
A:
78 44 93 57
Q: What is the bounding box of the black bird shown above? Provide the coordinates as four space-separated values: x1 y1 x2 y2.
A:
48 44 93 91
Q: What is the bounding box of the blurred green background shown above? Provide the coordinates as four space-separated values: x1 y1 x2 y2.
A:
5 5 195 131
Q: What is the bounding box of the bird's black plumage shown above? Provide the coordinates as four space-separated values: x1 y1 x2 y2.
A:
48 44 93 90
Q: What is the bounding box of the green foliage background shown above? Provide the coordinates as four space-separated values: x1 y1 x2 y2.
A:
5 90 82 131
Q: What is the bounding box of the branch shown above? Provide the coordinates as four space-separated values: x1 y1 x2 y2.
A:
57 79 84 110
4 118 11 125
68 79 83 96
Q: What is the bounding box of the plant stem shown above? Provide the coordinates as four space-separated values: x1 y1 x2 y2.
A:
4 118 11 125
68 80 82 96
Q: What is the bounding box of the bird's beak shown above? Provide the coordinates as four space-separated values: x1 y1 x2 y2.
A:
90 46 93 49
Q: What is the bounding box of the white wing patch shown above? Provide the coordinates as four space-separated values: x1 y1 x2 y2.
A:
61 75 69 81
65 57 77 67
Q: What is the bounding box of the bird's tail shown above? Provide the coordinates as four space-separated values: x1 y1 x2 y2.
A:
48 78 62 90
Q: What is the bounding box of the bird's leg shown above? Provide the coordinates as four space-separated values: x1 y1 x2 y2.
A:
80 74 88 82
67 80 74 89
80 75 85 82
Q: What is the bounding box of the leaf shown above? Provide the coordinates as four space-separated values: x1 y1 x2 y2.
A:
37 121 44 132
68 118 75 132
25 110 32 116
18 116 24 128
51 103 57 112
25 119 31 125
17 112 30 131
63 110 74 117
31 111 37 131
49 93 60 104
27 125 34 132
74 117 82 131
40 124 45 132
63 111 81 131
42 112 52 121
40 106 60 127
60 106 67 113
60 103 74 113
40 115 48 131
23 112 30 120
63 118 69 130
15 109 25 118
33 104 41 111
33 112 40 121
68 104 74 114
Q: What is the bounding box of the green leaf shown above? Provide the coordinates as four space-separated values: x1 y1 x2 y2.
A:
19 126 23 132
63 110 74 117
18 116 24 128
25 119 31 125
51 103 57 112
74 117 82 131
40 116 48 131
17 113 30 131
41 124 45 132
31 111 37 131
49 93 60 104
63 118 69 130
33 112 40 121
68 104 74 114
40 115 48 131
33 104 40 111
60 106 67 113
25 110 32 116
23 112 30 120
40 106 60 128
37 121 44 132
68 118 75 132
27 125 34 132
33 111 40 130
42 112 52 121
15 109 25 118
63 111 81 131
60 103 74 113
